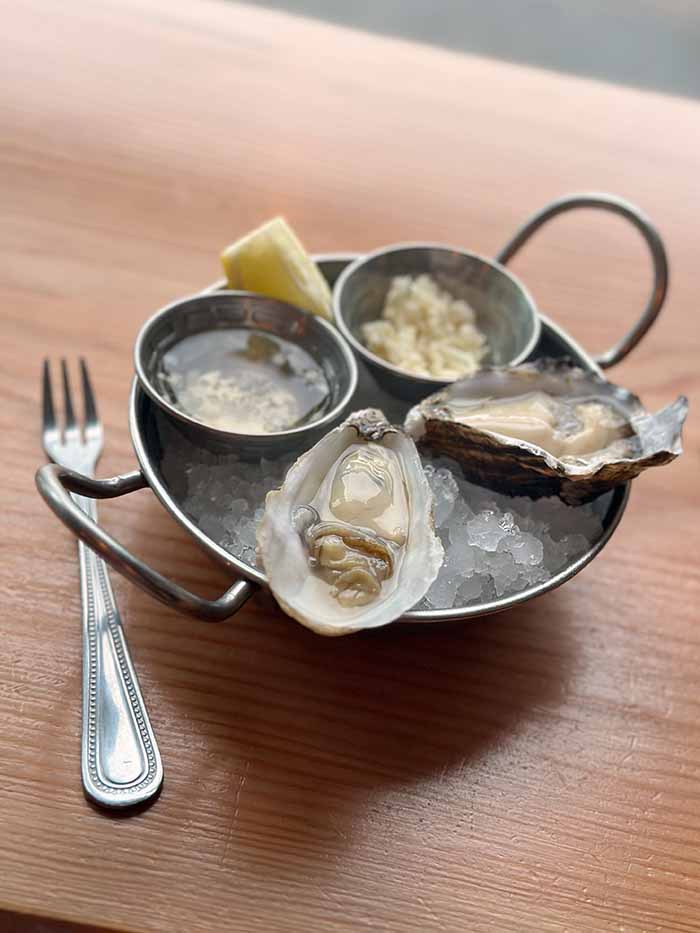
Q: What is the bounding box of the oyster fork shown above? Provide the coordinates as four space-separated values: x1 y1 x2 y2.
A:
41 359 162 807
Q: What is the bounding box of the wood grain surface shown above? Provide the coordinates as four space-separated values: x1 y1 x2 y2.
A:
1 1 699 930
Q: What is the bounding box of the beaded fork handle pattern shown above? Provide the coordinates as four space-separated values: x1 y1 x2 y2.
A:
77 495 162 806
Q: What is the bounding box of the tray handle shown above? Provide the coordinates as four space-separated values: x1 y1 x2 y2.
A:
495 192 668 369
36 464 256 621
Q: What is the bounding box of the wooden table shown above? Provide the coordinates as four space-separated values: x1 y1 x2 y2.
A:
2 1 699 930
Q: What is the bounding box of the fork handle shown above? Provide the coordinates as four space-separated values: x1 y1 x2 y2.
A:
75 493 163 807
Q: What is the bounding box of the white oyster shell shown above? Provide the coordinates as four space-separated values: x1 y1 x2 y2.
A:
257 408 444 635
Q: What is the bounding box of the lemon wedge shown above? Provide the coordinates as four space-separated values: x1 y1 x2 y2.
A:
221 217 332 320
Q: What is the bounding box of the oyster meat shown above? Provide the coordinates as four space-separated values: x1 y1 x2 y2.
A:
405 360 688 505
257 409 443 635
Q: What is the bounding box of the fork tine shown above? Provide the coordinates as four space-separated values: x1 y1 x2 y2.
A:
61 358 77 430
42 358 56 430
79 358 99 427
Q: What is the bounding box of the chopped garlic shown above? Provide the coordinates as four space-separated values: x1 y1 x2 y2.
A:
361 274 488 379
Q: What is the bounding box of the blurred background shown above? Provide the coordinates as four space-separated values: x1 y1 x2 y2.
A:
245 0 700 99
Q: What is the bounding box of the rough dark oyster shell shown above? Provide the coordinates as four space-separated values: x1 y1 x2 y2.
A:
405 360 688 505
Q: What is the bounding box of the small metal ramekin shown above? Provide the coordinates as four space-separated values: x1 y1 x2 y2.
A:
134 291 358 454
333 243 542 402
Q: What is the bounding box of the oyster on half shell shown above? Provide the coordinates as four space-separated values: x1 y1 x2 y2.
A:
257 409 443 635
405 360 688 505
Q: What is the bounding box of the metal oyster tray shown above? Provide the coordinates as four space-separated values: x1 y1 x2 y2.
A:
128 295 628 623
37 193 669 626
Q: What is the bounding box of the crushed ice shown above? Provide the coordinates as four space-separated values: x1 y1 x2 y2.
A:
159 423 609 611
417 460 607 609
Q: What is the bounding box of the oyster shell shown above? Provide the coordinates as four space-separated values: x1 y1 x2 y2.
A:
257 408 443 635
405 360 688 505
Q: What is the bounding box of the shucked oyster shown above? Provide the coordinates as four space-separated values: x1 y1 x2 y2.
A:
405 360 687 505
257 409 443 635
